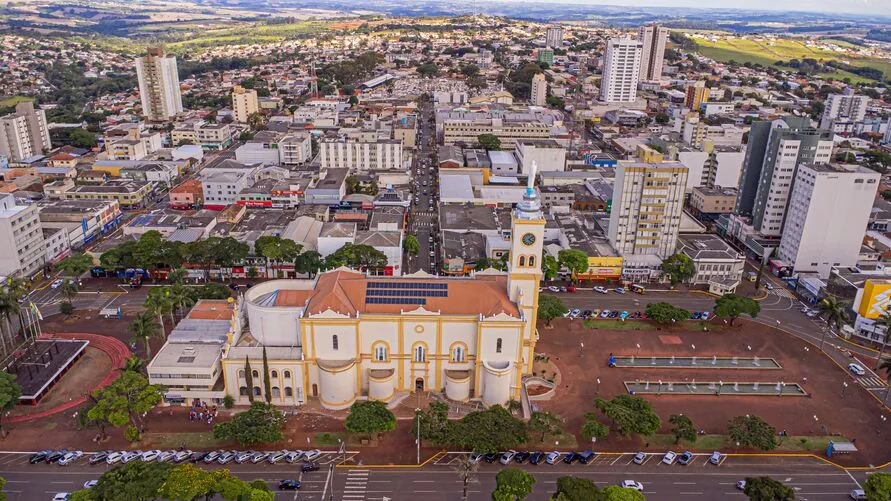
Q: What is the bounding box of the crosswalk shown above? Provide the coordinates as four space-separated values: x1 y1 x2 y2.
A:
770 287 796 299
857 375 887 389
343 469 370 500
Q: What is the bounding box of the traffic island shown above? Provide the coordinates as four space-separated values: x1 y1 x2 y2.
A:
611 355 782 369
624 380 807 396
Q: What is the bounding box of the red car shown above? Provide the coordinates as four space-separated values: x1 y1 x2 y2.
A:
566 285 577 293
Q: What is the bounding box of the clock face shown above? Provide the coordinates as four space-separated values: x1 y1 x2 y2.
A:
521 233 536 246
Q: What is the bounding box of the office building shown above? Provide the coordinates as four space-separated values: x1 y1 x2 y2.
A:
442 118 551 149
135 47 183 122
319 139 403 171
515 140 566 176
735 117 834 236
232 85 259 124
531 73 547 106
638 24 668 82
608 162 688 259
546 26 564 48
684 81 709 111
600 38 643 103
820 92 869 130
777 164 879 278
681 114 744 149
0 193 46 278
536 49 554 66
0 101 52 162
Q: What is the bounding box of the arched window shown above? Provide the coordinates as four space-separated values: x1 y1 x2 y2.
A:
284 370 291 379
239 386 248 396
374 344 388 361
237 369 245 379
414 345 426 362
285 387 293 397
252 370 259 378
271 370 278 379
519 256 526 267
529 256 535 268
452 345 465 363
271 386 281 398
332 335 339 351
496 338 503 353
252 386 261 396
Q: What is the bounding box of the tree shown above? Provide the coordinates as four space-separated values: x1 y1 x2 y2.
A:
552 476 601 500
348 95 359 105
261 347 271 403
143 293 173 338
60 301 74 315
255 235 301 265
593 394 661 437
128 312 162 360
669 414 697 445
580 413 609 441
714 294 761 326
417 62 439 78
557 249 588 280
244 357 255 403
453 455 479 501
528 411 562 442
0 372 21 437
121 355 145 374
70 460 172 501
542 255 559 281
325 243 388 272
477 133 501 150
247 111 264 130
69 128 98 148
601 486 646 500
493 468 536 500
660 253 696 284
87 370 164 440
213 401 285 446
644 302 691 325
864 471 891 501
60 278 79 303
404 235 420 256
55 252 93 277
728 415 778 451
448 405 527 453
538 294 568 326
294 250 323 278
817 295 849 353
414 401 450 443
546 95 565 109
742 476 795 501
344 400 396 434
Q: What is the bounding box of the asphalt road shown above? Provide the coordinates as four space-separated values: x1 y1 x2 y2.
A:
404 102 439 275
0 452 869 501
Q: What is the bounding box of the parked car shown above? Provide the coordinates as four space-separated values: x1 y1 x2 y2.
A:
850 489 867 500
513 452 530 463
529 452 545 465
569 309 581 319
678 451 694 465
547 286 560 292
632 452 646 465
52 493 71 501
267 451 289 464
620 480 644 491
559 286 567 293
30 450 52 464
172 451 191 463
701 311 710 320
499 450 517 465
301 462 320 473
600 310 610 318
566 285 577 293
483 453 499 463
51 279 63 289
105 452 123 465
156 451 175 463
121 451 142 464
578 451 596 464
303 450 322 462
141 450 161 462
83 481 98 489
691 312 702 320
848 363 866 376
285 451 303 463
593 286 608 294
468 453 484 464
46 450 69 463
189 451 207 463
662 451 677 465
736 480 746 490
88 451 109 465
234 451 253 464
708 452 723 465
202 451 221 464
619 311 629 319
249 452 269 464
581 310 593 319
217 451 236 464
608 311 619 318
562 452 579 464
615 287 626 294
545 451 562 465
278 480 301 490
58 451 83 466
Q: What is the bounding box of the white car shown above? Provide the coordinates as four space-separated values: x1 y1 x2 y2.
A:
662 451 677 465
632 452 646 465
52 494 70 501
51 279 64 289
172 451 191 463
547 286 560 292
468 452 484 464
285 451 303 463
593 286 608 294
545 451 561 465
267 450 288 464
499 450 517 465
157 451 176 463
141 450 161 462
569 309 581 319
620 480 644 491
736 480 747 490
121 451 142 463
83 481 98 489
58 451 83 466
105 452 123 465
303 449 322 461
848 363 867 376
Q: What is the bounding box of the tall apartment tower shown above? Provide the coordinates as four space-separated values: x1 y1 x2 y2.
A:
778 164 879 278
0 101 51 162
0 193 46 278
530 73 547 106
545 26 565 48
638 24 668 82
599 38 643 104
734 117 834 236
608 162 689 259
135 47 183 122
820 91 869 130
684 81 709 111
232 85 259 124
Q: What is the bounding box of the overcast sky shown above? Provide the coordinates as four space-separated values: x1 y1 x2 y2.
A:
497 0 891 16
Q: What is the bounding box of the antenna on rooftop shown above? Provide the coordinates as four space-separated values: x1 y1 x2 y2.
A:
310 61 319 98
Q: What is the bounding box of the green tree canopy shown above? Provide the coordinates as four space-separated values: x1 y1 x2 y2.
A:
477 133 501 150
493 468 536 500
344 400 396 434
542 255 560 281
864 471 891 501
417 61 440 78
213 401 285 446
70 460 172 501
728 415 778 451
128 312 162 360
552 476 600 501
601 486 646 500
580 413 609 441
669 414 697 445
325 243 389 272
742 476 795 501
87 370 164 440
528 411 562 442
660 253 696 284
538 294 568 326
414 401 450 443
294 250 324 278
714 294 761 326
0 372 22 436
55 252 93 276
449 405 527 453
403 235 420 255
254 235 302 263
557 249 588 279
593 394 661 437
69 128 98 148
644 302 691 325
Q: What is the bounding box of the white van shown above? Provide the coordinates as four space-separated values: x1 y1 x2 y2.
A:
849 489 866 500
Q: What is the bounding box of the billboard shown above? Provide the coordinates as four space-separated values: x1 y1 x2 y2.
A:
857 279 891 319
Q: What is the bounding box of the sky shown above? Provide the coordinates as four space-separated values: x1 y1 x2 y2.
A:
499 0 891 16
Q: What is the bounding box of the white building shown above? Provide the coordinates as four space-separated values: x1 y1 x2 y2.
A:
135 48 183 122
531 73 547 107
515 140 566 176
202 171 252 210
778 163 879 278
677 147 745 191
820 92 869 130
600 38 642 103
0 101 52 162
608 162 688 259
681 114 744 149
638 24 668 82
232 85 259 124
545 26 564 48
280 133 312 165
319 139 403 171
0 194 45 278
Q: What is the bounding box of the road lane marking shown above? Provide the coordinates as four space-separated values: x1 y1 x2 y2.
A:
845 469 864 489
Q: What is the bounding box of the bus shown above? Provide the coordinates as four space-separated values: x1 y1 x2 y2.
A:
630 284 645 294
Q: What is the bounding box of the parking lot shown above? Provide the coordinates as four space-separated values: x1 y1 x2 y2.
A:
0 449 360 469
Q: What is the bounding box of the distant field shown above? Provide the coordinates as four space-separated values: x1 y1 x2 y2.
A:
0 95 34 108
165 21 324 52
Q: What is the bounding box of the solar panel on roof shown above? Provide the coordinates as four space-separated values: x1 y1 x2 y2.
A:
366 297 427 305
366 289 448 297
366 282 448 290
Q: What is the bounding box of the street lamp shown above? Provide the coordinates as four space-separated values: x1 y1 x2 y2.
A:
596 377 601 395
636 343 641 357
880 415 887 435
415 408 421 465
579 342 584 358
819 323 830 353
842 382 848 399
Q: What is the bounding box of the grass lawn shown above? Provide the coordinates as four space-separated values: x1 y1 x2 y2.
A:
144 431 229 449
526 432 579 450
648 433 845 453
0 95 33 109
313 431 377 447
583 319 655 331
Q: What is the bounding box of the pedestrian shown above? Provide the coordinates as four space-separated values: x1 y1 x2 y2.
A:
851 438 856 444
645 442 649 448
198 412 204 420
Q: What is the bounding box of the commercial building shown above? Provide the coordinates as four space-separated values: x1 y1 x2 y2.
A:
735 117 834 237
777 164 879 278
515 140 566 176
319 139 403 171
202 171 253 211
168 179 204 209
677 146 745 191
681 114 743 149
545 26 564 48
536 49 554 66
60 179 154 210
684 81 709 111
135 48 183 122
38 199 123 248
638 24 668 82
232 85 259 124
600 38 643 103
280 133 313 165
688 186 738 216
393 117 418 149
820 92 869 130
0 193 45 278
531 73 547 107
442 118 551 150
676 233 744 294
608 162 688 259
172 122 234 150
0 101 52 162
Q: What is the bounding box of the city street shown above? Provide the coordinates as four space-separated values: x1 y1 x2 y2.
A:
404 101 439 275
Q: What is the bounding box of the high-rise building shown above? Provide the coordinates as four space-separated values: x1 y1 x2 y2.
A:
820 92 869 130
0 101 51 162
135 47 183 122
232 85 259 124
638 24 668 82
545 26 565 48
684 81 709 111
530 73 547 106
734 117 834 236
536 48 554 66
778 163 878 278
600 38 643 104
608 162 688 259
0 193 46 278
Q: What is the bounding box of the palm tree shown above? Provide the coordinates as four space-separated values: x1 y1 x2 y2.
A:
167 268 187 286
878 358 891 405
817 295 849 352
60 279 78 303
128 312 162 360
453 455 479 501
170 284 195 319
120 355 146 374
143 293 173 339
876 310 891 372
0 291 14 355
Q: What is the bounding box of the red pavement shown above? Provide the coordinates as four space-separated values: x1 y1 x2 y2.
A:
8 333 131 424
